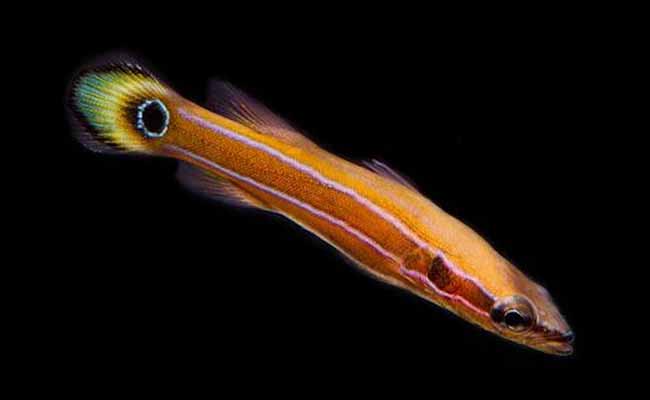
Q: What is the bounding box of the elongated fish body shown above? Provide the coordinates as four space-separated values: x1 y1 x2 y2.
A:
68 59 574 355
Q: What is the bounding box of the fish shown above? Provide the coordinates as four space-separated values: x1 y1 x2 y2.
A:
67 57 574 355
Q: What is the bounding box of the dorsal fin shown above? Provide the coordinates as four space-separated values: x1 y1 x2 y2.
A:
206 80 317 149
362 159 418 192
177 162 270 210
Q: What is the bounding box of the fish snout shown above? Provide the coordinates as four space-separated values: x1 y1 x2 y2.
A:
561 330 575 344
530 327 575 356
540 330 575 355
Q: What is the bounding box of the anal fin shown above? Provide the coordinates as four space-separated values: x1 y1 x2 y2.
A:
177 162 269 210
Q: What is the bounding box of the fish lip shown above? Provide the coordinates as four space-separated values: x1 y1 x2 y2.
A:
546 341 574 356
561 330 575 344
540 330 575 344
531 331 575 356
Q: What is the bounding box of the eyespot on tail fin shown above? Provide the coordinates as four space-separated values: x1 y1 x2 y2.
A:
66 57 172 155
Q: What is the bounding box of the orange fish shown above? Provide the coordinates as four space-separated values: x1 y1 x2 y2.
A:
67 58 573 355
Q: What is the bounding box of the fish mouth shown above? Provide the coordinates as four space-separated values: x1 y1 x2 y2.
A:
531 331 575 356
540 341 574 356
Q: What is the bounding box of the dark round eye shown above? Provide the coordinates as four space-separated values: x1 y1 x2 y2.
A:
503 309 532 332
136 99 169 138
490 295 536 333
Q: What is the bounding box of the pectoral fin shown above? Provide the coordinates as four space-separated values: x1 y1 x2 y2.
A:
177 162 269 210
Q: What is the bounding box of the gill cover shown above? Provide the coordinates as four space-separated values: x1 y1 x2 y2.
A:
67 60 172 154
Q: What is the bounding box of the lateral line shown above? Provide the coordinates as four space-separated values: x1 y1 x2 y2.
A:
166 144 401 265
177 108 429 251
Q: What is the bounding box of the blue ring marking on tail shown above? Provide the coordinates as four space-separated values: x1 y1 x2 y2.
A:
136 99 170 138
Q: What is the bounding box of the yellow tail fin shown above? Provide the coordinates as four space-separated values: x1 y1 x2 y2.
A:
67 59 172 155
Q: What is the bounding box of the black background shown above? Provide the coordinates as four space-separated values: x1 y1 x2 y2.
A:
27 6 629 392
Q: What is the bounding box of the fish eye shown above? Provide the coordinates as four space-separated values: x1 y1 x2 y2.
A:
491 295 535 333
503 309 532 331
136 99 169 138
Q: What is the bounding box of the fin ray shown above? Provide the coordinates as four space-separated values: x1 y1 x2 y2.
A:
206 81 316 149
362 159 418 192
177 162 269 210
67 57 170 155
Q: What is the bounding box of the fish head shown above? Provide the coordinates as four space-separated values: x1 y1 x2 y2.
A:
400 247 573 355
486 269 574 356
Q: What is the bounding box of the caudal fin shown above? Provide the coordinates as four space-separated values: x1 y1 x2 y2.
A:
67 57 172 155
